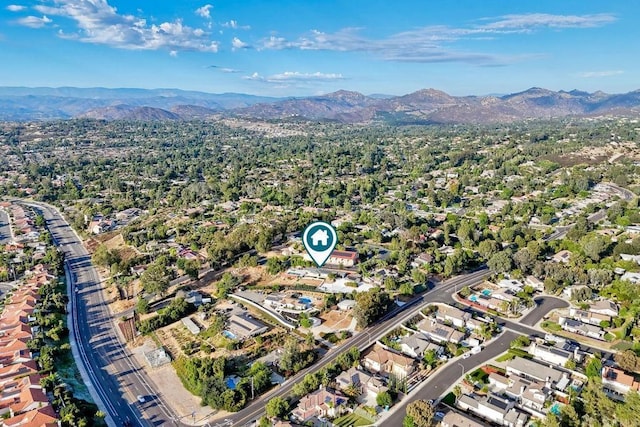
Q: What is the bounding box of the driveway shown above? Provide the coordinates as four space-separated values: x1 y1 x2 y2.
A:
520 296 569 326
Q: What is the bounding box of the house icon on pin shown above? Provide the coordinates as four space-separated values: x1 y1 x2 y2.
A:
310 229 329 247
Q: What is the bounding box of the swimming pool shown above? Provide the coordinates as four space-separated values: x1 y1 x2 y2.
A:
482 289 492 296
550 403 562 416
299 297 312 304
469 295 478 302
223 330 237 340
225 376 240 390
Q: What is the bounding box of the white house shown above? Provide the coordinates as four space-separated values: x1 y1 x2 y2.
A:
457 393 528 427
529 342 575 367
435 304 471 328
589 300 619 317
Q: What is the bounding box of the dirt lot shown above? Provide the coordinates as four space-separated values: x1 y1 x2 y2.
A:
318 309 355 332
129 338 218 424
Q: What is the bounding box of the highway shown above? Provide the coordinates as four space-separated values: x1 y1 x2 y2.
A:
227 268 492 427
25 202 181 427
0 209 11 244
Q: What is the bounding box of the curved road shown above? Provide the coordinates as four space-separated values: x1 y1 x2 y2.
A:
27 202 182 427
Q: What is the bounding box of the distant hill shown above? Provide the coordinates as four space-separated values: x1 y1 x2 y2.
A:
232 87 640 124
1 86 640 123
0 87 281 120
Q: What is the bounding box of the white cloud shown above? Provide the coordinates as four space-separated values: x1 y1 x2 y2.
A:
195 4 212 19
6 5 26 12
27 0 220 54
170 50 178 57
17 15 52 29
232 37 249 50
222 20 250 30
244 71 345 83
480 13 616 31
259 13 616 65
578 70 624 78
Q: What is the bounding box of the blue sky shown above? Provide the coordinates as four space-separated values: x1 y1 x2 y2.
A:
0 0 637 96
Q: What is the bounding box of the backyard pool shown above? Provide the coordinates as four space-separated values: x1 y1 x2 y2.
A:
482 289 492 296
469 295 478 302
299 297 312 305
222 330 237 340
550 403 562 416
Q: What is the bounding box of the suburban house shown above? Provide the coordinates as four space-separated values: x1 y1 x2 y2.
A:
602 366 640 400
327 250 359 267
524 276 544 291
506 357 566 390
399 333 442 359
291 387 347 422
362 344 416 378
417 318 465 344
559 317 605 340
264 293 309 312
551 250 572 264
411 253 433 268
335 367 387 397
440 410 489 427
226 314 269 340
568 308 610 326
435 304 471 328
497 279 525 292
529 342 577 367
621 272 640 284
589 300 619 317
2 405 58 427
504 376 548 413
457 393 529 427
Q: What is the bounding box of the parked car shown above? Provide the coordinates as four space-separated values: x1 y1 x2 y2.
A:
137 395 146 403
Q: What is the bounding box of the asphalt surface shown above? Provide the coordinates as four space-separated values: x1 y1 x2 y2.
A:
0 209 11 244
226 268 492 427
26 202 182 427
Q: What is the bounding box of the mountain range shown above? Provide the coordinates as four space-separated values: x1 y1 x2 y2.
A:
1 86 639 124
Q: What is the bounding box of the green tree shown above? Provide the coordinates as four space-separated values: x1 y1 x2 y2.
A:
265 396 290 418
140 262 170 295
614 350 640 373
376 390 393 408
135 297 150 314
354 288 392 328
487 250 512 274
406 400 433 427
580 234 608 262
399 282 415 296
585 356 602 379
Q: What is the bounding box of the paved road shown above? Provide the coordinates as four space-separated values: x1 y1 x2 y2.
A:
380 330 518 427
26 202 182 427
0 210 11 244
227 268 492 427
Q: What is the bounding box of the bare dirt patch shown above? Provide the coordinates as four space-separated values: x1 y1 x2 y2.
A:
129 338 216 424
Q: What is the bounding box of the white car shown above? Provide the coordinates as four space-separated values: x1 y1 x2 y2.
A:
137 395 146 403
462 352 471 359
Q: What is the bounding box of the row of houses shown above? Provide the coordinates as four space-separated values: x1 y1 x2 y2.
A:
0 264 60 427
1 203 40 243
458 356 581 426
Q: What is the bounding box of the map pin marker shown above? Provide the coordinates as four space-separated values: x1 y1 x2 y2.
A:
303 221 338 267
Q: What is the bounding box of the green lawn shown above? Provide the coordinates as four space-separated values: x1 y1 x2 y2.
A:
333 413 372 426
469 368 488 383
441 392 456 406
496 348 533 362
541 321 562 332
